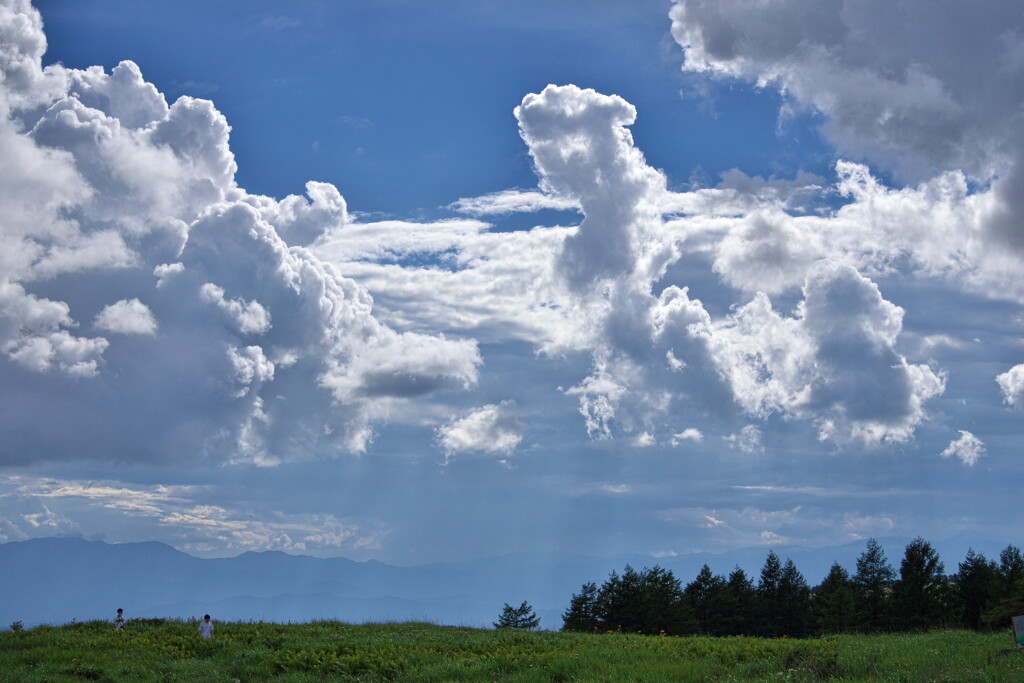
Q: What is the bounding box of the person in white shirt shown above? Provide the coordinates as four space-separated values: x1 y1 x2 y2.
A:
197 614 214 639
114 608 125 631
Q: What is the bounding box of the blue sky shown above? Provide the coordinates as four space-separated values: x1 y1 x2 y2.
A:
1 0 1022 569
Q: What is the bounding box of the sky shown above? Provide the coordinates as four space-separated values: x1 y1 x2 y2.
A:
1 0 1023 569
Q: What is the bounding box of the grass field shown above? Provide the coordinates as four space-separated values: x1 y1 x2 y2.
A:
2 619 1022 681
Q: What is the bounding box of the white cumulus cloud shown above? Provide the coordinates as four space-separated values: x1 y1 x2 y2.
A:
996 364 1024 409
671 428 703 445
705 263 946 444
0 0 481 465
94 298 156 335
436 401 524 461
940 430 985 467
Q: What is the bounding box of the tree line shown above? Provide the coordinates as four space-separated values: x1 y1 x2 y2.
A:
559 538 1024 637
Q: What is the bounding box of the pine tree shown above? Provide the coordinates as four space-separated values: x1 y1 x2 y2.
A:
561 581 600 632
777 558 812 637
813 562 856 634
595 566 642 632
997 545 1024 598
570 564 697 636
634 565 696 636
726 566 758 636
685 564 733 636
494 601 540 630
756 550 784 637
852 538 894 632
892 537 955 631
955 549 998 630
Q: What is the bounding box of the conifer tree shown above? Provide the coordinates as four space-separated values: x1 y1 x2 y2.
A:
494 601 539 630
997 545 1024 597
726 566 758 636
595 566 642 632
852 538 894 632
561 581 599 632
777 558 812 637
634 565 696 636
756 550 784 636
955 549 998 630
563 564 696 636
892 537 955 631
813 562 856 634
684 564 732 636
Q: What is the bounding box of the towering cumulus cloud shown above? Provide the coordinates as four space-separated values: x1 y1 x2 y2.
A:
661 0 1024 445
702 264 944 444
0 0 479 464
512 83 942 446
516 85 670 290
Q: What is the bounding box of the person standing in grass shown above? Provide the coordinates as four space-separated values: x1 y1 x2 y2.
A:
198 614 214 639
114 608 125 631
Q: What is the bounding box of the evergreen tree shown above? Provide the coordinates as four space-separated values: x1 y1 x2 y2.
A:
756 550 784 637
569 564 697 636
997 545 1024 598
561 581 599 632
852 538 894 632
684 564 733 636
725 566 758 636
813 562 856 634
777 558 813 637
595 566 642 632
892 537 955 631
559 538 1024 637
494 601 539 630
955 549 999 630
634 565 697 636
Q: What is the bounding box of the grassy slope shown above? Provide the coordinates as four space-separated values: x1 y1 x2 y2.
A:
1 619 1022 682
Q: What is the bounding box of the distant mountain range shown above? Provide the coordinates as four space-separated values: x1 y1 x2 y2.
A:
2 535 1016 629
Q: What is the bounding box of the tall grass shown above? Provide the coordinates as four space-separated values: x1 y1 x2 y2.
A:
1 618 1021 681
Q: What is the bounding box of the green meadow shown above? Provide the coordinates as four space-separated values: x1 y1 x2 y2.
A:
2 619 1022 682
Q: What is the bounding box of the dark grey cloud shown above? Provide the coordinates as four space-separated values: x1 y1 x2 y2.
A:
671 0 1024 258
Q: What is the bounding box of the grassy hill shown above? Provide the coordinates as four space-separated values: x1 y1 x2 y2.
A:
2 619 1022 681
